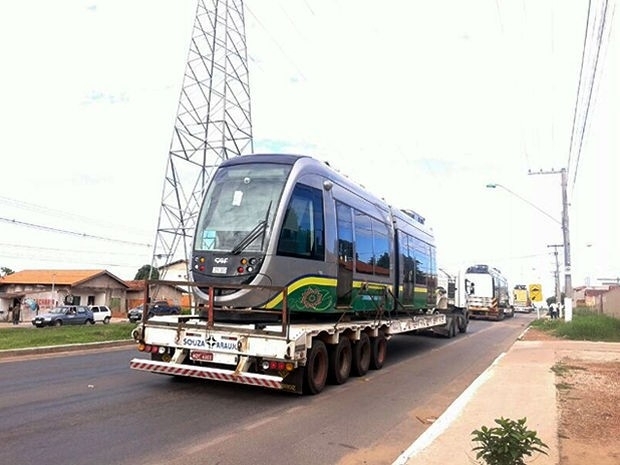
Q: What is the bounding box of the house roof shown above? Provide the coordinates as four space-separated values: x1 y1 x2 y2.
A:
125 280 147 291
0 269 129 288
158 259 187 270
585 288 609 297
125 279 188 294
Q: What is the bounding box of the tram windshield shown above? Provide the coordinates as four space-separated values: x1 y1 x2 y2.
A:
194 162 292 253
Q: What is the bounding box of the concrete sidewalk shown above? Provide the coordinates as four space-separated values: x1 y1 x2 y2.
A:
392 337 620 465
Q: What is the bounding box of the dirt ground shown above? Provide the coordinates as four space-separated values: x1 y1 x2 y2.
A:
521 328 620 465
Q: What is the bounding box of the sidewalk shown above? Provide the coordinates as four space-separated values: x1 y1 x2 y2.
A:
392 336 620 465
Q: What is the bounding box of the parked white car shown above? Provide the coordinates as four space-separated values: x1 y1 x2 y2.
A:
89 305 112 324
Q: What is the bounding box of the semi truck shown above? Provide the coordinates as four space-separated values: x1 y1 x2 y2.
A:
512 284 533 313
433 268 469 337
464 264 512 320
129 279 467 395
129 154 469 395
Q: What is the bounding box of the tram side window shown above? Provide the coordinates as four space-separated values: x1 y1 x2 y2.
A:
413 237 430 286
400 233 415 304
277 184 325 260
336 202 354 266
354 211 373 274
372 218 390 276
428 242 436 286
353 211 390 276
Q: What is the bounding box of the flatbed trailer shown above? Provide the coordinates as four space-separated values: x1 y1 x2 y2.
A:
129 280 466 395
130 311 450 395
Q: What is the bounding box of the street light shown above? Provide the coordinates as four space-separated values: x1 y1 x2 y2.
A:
486 181 573 321
485 183 560 225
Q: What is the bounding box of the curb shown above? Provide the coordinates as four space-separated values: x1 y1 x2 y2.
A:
0 340 135 359
391 351 506 465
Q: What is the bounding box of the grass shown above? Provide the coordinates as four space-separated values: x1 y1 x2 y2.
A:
530 309 620 342
550 361 570 376
0 323 136 351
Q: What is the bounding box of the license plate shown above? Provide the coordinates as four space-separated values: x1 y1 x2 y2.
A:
212 266 227 274
190 351 213 362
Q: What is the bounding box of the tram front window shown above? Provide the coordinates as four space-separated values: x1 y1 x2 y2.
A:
195 163 291 253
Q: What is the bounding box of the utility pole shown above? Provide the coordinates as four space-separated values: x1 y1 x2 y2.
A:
529 168 573 321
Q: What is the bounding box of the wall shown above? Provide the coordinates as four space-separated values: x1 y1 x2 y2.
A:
602 287 620 319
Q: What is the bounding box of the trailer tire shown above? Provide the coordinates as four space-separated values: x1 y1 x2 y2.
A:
303 340 329 395
369 335 387 370
458 314 468 333
351 333 371 377
448 319 457 338
328 337 352 385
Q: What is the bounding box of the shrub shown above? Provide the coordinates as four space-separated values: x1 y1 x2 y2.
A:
471 417 549 465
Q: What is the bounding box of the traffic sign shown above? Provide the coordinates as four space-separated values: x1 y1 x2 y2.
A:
529 284 543 302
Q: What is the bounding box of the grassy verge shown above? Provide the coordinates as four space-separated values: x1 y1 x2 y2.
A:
530 310 620 342
0 323 136 350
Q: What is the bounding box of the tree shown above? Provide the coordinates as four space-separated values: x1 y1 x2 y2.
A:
1 267 15 277
134 265 159 280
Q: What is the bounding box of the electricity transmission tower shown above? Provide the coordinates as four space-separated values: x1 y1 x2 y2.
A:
151 0 253 279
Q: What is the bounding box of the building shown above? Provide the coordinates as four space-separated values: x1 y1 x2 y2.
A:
601 286 620 319
573 284 620 318
158 259 189 281
125 280 186 310
0 270 129 321
573 286 610 308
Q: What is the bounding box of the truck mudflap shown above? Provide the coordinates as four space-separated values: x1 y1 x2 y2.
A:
129 358 304 394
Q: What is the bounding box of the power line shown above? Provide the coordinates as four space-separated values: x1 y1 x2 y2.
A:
566 0 592 176
570 0 614 193
567 0 614 194
0 242 148 257
0 195 152 236
0 217 151 247
245 4 307 81
0 250 146 269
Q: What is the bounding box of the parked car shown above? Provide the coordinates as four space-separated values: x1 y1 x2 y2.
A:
127 306 144 323
32 306 95 327
127 301 181 323
89 305 112 324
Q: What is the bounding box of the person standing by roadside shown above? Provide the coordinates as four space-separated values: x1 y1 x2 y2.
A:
11 303 21 325
549 302 558 319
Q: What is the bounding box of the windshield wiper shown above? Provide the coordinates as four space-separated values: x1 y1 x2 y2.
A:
230 220 267 255
230 201 272 255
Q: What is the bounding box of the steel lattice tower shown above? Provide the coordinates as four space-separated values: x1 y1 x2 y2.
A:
152 0 253 279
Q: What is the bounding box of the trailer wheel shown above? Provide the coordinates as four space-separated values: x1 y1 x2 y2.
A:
351 333 371 377
458 314 468 333
328 337 352 385
369 334 387 370
303 340 329 395
448 319 457 338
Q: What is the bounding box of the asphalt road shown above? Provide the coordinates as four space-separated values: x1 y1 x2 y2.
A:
0 314 534 465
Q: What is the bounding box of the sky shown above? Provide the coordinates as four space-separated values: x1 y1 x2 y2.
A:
0 0 618 301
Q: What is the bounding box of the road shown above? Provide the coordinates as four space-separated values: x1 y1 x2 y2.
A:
0 314 534 465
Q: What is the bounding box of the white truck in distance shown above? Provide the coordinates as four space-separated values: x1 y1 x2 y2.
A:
463 264 512 320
